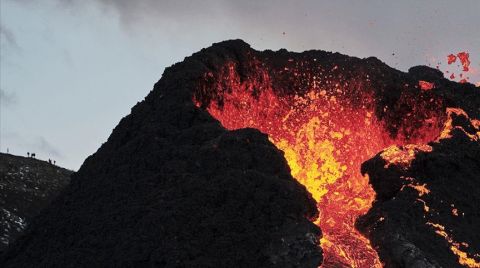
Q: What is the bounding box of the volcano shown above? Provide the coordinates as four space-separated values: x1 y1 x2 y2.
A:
1 40 479 268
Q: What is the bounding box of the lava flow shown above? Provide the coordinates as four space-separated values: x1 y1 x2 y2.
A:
196 60 444 267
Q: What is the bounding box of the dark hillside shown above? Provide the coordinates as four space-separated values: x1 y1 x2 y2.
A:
1 40 479 267
0 153 72 253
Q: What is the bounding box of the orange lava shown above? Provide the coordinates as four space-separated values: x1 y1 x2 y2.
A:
432 108 480 267
379 108 480 267
196 61 443 267
419 80 434 91
206 87 384 267
439 108 480 141
381 144 432 169
448 54 457 64
427 222 480 268
445 52 473 83
457 52 471 72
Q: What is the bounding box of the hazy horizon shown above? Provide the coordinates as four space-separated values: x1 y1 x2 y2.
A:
1 0 479 170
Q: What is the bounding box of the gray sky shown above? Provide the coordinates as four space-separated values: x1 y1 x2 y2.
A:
1 0 479 170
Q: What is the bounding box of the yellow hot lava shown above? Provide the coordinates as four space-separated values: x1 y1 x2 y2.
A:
203 83 443 267
427 222 480 268
380 145 432 169
199 61 443 267
379 138 480 268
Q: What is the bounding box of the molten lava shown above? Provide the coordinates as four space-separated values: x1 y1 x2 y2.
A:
419 80 434 91
195 60 444 267
448 54 457 65
457 52 471 72
445 51 474 83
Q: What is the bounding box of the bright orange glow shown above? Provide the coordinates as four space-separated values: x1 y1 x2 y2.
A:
419 80 434 91
445 51 474 83
420 108 480 267
427 222 480 267
448 54 457 64
197 61 444 267
457 52 471 72
207 87 385 267
452 208 459 216
417 198 430 213
439 108 480 141
381 145 432 169
409 182 430 197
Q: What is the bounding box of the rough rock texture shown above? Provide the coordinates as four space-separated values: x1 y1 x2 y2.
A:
357 109 480 268
0 153 71 253
1 41 321 267
1 39 479 267
188 40 480 267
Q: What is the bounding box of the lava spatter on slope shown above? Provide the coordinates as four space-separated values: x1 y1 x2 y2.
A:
358 108 480 267
2 40 479 268
194 53 447 267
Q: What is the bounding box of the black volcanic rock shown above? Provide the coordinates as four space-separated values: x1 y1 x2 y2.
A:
357 109 480 267
408 66 445 81
1 39 479 268
0 153 71 253
1 41 321 268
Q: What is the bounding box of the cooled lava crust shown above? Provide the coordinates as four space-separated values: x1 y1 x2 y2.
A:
0 153 72 254
358 109 480 268
1 40 479 268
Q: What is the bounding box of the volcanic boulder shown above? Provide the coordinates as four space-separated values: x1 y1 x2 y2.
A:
1 41 321 267
357 109 480 267
186 40 479 267
2 39 480 268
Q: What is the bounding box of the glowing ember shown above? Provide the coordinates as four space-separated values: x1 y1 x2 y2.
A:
417 111 480 267
379 134 479 267
419 80 434 91
408 182 430 197
452 208 459 216
427 222 480 267
417 198 430 213
439 108 480 141
206 87 385 267
380 144 432 169
445 51 474 83
196 60 444 267
448 54 457 64
457 52 471 72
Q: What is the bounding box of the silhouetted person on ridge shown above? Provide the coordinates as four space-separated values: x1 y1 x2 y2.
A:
31 153 36 159
48 159 52 164
27 152 30 157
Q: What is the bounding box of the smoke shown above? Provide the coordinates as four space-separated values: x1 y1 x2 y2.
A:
0 88 18 107
46 1 478 74
6 1 480 55
0 23 20 51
